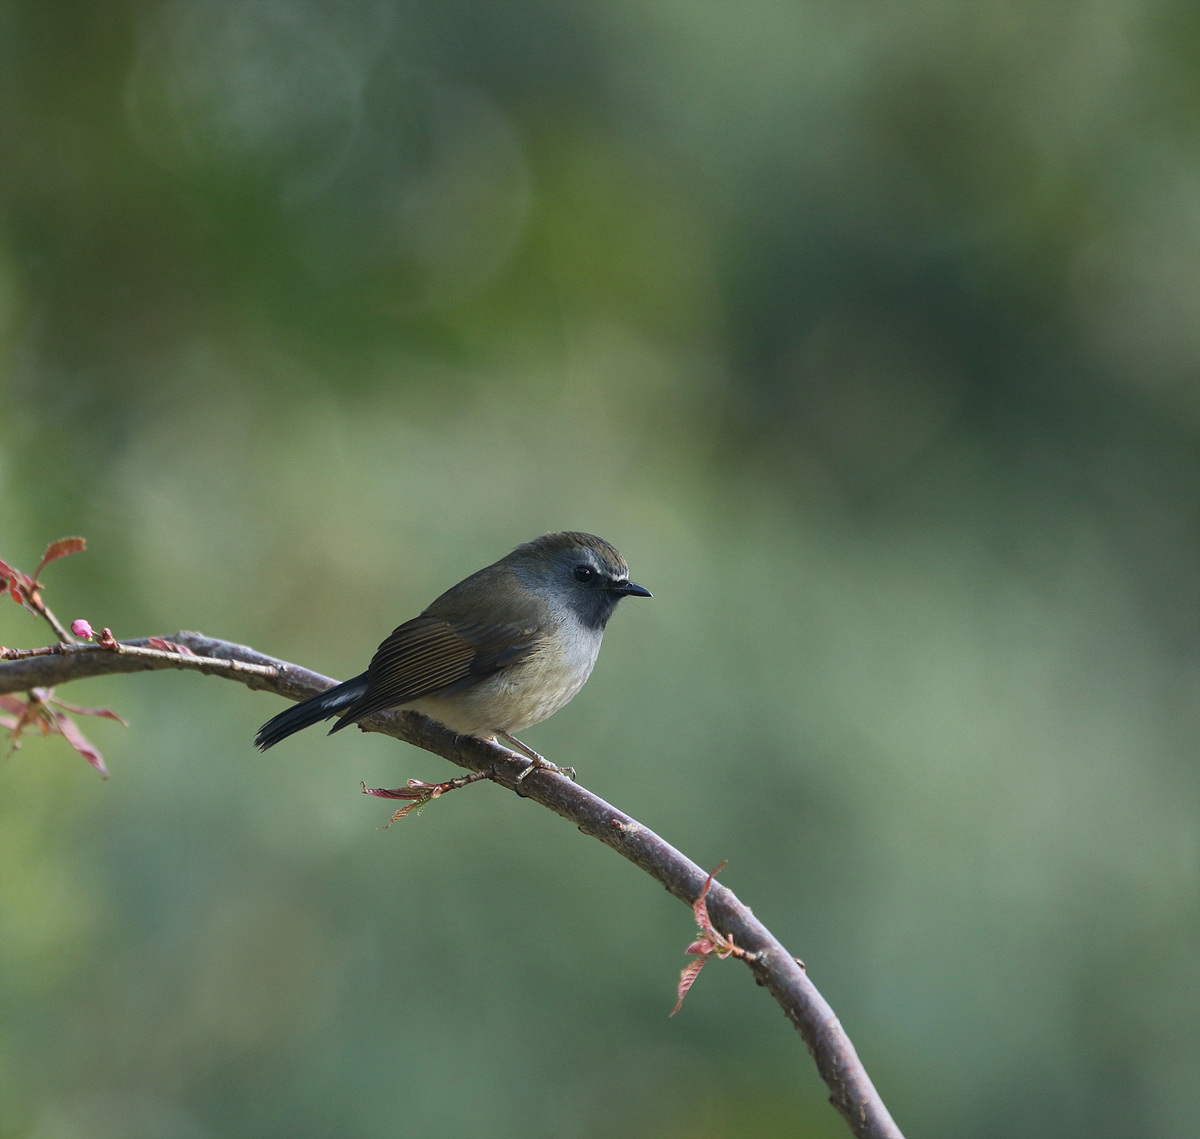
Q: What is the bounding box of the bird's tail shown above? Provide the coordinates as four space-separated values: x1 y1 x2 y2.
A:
255 673 371 751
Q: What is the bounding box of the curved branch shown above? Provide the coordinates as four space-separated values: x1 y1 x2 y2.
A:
0 631 904 1139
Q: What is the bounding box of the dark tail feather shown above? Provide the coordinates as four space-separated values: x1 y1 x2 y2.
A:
255 673 371 751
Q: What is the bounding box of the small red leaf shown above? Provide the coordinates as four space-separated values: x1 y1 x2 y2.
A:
0 558 34 608
666 860 751 1017
670 956 709 1017
0 689 120 775
33 537 86 582
2 693 50 754
49 711 109 778
362 780 438 800
47 697 128 726
0 556 28 583
384 801 425 824
146 637 196 655
691 859 726 938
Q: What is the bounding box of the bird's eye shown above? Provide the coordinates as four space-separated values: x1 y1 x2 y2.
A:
573 565 595 583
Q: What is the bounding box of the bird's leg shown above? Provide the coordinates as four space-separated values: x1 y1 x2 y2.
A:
497 730 577 785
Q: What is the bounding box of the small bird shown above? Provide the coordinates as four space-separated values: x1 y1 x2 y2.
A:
255 532 650 780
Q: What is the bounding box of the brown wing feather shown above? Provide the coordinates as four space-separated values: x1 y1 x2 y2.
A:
331 614 544 728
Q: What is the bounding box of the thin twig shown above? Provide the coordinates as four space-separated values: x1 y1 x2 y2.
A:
0 638 278 682
34 601 74 645
0 631 903 1139
0 644 62 659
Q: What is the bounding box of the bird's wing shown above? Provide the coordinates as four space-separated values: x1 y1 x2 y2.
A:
330 613 544 728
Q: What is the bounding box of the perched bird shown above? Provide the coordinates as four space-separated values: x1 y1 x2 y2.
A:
255 532 650 780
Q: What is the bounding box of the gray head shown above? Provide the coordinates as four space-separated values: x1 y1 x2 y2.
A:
505 531 651 630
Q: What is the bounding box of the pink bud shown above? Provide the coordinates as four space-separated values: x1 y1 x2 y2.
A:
71 619 94 639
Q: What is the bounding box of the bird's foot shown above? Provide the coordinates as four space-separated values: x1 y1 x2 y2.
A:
514 756 577 786
497 730 577 789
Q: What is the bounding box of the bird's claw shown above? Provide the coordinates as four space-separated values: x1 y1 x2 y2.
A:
514 756 574 786
498 730 576 792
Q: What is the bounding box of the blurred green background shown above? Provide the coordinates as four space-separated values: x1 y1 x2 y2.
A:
2 2 1199 1136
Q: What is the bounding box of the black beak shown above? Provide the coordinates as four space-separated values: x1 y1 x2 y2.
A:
611 580 652 598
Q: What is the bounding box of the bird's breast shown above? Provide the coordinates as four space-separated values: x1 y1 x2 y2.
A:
407 620 603 736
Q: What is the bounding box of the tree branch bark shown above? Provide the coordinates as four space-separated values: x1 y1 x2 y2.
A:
0 631 904 1139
